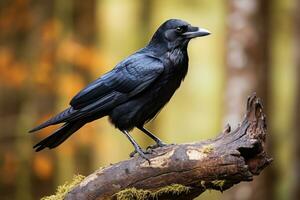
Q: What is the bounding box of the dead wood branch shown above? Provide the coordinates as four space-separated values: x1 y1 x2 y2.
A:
65 94 272 200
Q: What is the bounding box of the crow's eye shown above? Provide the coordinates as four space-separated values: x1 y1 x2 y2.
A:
176 26 187 33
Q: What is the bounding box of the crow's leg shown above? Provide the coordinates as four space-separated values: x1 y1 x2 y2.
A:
121 130 150 162
137 126 167 150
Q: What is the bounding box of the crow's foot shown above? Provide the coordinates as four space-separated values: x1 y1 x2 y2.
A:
129 147 151 164
146 141 167 151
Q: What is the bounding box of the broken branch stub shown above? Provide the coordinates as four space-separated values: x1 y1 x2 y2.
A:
65 94 272 200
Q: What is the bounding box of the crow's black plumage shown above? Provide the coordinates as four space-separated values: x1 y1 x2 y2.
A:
30 19 210 159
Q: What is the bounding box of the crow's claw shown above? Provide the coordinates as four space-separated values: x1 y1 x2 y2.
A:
129 150 137 158
146 142 167 151
129 147 151 164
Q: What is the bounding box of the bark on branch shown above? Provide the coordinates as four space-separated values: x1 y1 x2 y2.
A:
65 94 272 200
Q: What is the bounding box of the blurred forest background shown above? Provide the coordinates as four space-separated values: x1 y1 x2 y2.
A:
0 0 298 199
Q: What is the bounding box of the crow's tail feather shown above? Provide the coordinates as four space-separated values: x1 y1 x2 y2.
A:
29 107 76 133
33 122 84 152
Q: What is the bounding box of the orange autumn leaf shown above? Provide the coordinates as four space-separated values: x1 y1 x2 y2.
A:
56 37 105 71
41 19 62 44
58 73 85 99
0 48 28 87
1 151 17 184
76 126 95 145
33 153 53 180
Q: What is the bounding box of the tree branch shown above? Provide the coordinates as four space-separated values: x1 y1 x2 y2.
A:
65 94 272 200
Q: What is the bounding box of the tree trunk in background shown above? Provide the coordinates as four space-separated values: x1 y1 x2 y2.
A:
0 0 57 199
224 0 275 200
224 0 269 124
138 0 153 45
54 0 76 186
74 0 96 46
292 0 300 199
73 0 97 176
14 8 34 200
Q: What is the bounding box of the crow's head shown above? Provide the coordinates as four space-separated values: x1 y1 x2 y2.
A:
149 19 210 50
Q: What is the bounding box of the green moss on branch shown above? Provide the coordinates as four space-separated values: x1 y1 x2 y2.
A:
115 184 190 200
41 175 85 200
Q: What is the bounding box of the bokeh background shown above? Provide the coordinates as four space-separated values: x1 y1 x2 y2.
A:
0 0 299 199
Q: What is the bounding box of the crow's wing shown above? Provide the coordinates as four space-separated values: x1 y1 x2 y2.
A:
70 54 164 111
29 54 164 133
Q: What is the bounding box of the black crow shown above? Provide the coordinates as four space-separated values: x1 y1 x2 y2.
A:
30 19 210 160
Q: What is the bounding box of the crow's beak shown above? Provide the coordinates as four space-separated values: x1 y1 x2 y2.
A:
183 27 211 39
